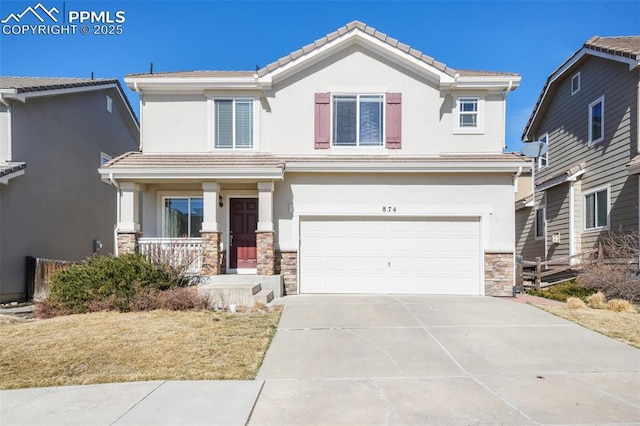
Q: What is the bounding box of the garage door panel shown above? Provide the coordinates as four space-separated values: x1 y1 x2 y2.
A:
300 217 480 295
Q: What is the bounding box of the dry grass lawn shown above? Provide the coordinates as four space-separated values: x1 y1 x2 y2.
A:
0 308 282 390
539 305 640 349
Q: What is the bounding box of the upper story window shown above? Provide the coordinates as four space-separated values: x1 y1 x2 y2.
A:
214 98 254 149
454 96 484 134
332 95 384 147
315 92 401 150
571 72 580 95
106 95 113 113
588 96 604 145
537 133 548 169
100 152 112 166
584 186 609 231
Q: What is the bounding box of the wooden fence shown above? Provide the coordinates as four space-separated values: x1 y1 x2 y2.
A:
26 256 75 301
520 244 602 290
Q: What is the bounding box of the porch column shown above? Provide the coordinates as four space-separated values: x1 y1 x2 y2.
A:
257 182 275 275
201 182 221 275
117 182 141 255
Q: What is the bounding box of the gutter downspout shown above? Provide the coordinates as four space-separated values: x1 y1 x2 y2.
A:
0 95 12 162
109 173 121 256
502 80 514 150
132 81 143 151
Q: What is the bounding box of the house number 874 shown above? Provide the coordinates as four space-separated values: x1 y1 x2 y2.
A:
382 206 397 213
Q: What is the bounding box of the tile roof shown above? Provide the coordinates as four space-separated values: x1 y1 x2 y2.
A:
522 35 640 140
0 77 119 93
536 162 586 186
125 21 518 80
125 71 255 78
0 162 26 178
102 152 286 169
102 151 528 170
584 36 640 60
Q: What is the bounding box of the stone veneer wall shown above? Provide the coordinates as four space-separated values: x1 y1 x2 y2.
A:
201 231 221 275
117 232 139 255
275 250 298 295
484 252 514 296
256 231 275 275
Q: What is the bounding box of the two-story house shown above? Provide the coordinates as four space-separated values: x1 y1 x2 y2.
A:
100 21 528 297
517 36 640 264
0 77 139 302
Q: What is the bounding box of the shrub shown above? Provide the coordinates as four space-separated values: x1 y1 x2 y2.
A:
607 299 635 313
586 291 607 309
567 297 587 309
130 287 208 311
527 281 597 302
577 230 640 303
44 254 180 315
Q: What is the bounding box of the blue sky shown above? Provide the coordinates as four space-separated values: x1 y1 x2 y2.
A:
1 0 638 151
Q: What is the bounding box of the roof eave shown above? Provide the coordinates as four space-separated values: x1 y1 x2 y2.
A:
99 167 285 181
285 161 531 173
124 76 262 92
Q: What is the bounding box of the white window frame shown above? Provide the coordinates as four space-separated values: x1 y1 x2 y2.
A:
331 94 385 147
106 95 113 113
160 194 204 238
211 97 259 150
571 72 580 95
453 95 484 134
588 96 605 145
537 133 549 169
583 185 610 232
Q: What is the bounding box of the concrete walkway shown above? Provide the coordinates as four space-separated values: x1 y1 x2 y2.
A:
2 295 639 425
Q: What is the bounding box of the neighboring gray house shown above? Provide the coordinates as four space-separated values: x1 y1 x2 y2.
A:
517 36 640 263
0 77 139 302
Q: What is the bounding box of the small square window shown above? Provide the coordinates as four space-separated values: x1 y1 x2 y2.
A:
588 96 604 145
106 95 113 113
571 72 580 95
458 98 478 128
584 187 608 230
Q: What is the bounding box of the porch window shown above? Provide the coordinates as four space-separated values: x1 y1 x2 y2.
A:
584 187 608 230
214 99 254 149
163 197 203 238
332 95 384 146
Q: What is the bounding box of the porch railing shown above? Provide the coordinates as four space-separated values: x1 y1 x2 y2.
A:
138 238 203 274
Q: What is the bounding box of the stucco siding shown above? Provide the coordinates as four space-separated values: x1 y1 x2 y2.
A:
0 89 138 301
0 105 9 162
530 56 638 259
138 45 508 155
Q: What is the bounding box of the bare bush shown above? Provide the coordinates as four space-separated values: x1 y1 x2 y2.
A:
586 292 607 309
567 297 587 309
131 287 208 312
577 230 640 303
607 299 635 313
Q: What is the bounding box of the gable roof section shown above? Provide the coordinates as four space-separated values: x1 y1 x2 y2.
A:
523 35 640 141
125 21 520 92
0 76 139 127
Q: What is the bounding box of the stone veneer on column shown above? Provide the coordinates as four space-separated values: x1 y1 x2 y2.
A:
201 231 221 275
117 232 139 255
256 231 275 275
275 250 298 295
484 252 514 296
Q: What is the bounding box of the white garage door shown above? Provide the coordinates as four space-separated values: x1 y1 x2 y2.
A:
299 217 481 295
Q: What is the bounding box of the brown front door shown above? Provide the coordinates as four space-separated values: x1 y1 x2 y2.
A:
230 198 258 269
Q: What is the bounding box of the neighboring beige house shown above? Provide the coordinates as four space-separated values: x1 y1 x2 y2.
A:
0 77 139 302
100 21 528 297
517 36 640 263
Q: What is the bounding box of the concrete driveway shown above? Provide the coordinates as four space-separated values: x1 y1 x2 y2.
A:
250 295 640 425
